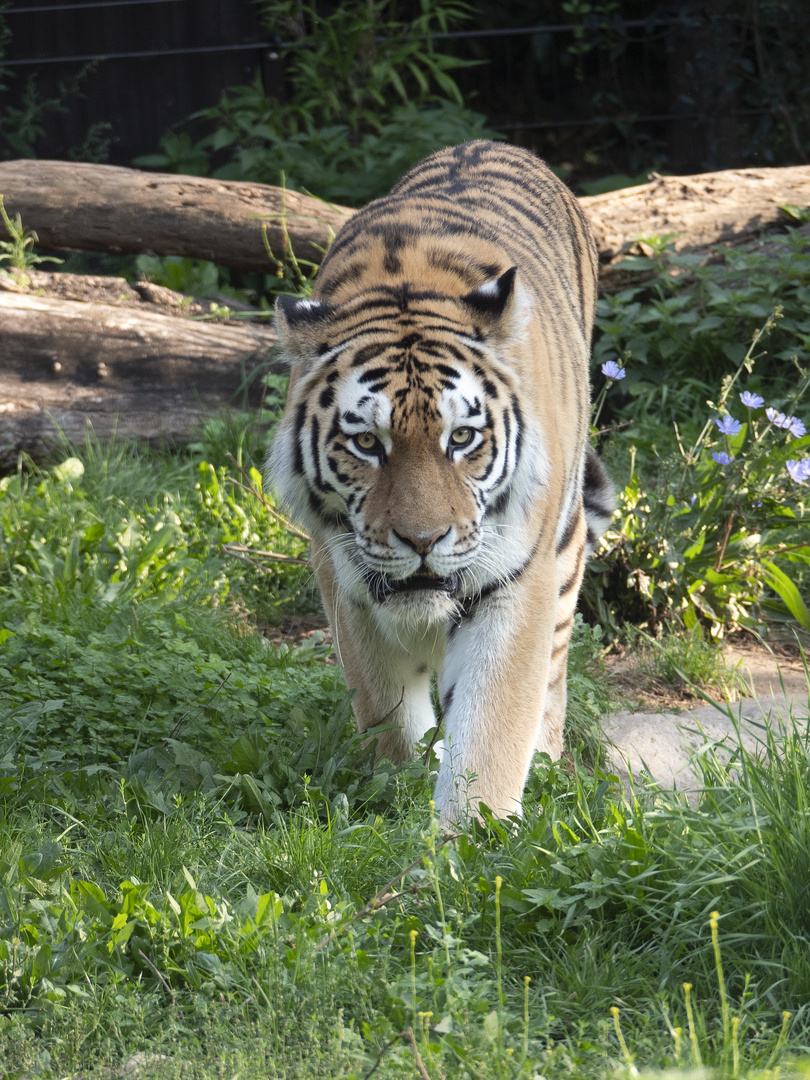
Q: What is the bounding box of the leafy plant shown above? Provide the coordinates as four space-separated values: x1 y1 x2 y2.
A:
256 0 475 133
136 1 496 207
0 58 104 160
133 254 220 297
593 228 810 451
0 194 62 274
7 697 810 1075
588 311 810 637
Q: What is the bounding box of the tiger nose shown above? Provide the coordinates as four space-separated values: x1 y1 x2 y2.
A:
393 528 450 555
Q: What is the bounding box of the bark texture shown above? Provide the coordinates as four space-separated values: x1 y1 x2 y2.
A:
0 270 278 465
1 159 808 284
581 165 810 289
0 159 353 272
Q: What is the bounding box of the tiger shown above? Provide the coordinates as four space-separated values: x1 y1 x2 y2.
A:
267 140 613 822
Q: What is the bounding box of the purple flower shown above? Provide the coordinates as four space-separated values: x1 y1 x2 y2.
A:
787 417 806 438
715 416 742 436
713 451 733 466
601 360 626 380
766 407 791 429
786 458 810 484
739 391 764 408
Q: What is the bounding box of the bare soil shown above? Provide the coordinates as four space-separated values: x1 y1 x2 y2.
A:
602 633 808 712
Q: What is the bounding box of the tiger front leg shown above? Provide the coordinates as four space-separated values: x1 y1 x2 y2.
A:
312 539 441 763
434 564 561 822
343 612 441 765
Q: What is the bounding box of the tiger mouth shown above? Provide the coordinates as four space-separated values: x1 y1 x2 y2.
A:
364 569 459 603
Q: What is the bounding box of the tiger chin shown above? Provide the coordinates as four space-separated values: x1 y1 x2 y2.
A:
266 140 614 823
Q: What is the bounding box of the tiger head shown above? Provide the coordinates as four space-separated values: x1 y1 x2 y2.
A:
268 268 548 625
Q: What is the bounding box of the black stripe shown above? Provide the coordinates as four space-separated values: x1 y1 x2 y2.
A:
558 548 585 597
459 532 543 619
292 402 307 474
551 639 569 661
547 667 566 691
309 415 332 494
555 505 582 556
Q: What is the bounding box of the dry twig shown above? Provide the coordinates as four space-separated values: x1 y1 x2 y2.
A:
225 452 310 541
138 950 175 1003
222 542 309 569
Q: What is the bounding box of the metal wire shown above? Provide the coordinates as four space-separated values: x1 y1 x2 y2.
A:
432 18 688 39
7 0 183 12
492 108 780 132
0 8 783 135
2 13 688 66
3 41 277 66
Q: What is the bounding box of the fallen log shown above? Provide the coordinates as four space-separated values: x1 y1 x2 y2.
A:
0 271 279 466
0 159 353 273
3 160 809 464
581 165 810 288
1 159 808 286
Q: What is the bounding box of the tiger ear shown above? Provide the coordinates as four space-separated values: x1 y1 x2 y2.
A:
460 267 517 321
274 294 335 360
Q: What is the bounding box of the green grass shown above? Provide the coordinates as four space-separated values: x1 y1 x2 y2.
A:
2 431 810 1077
5 715 810 1077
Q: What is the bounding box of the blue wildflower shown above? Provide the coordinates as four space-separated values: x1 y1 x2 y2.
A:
712 451 733 466
786 458 810 484
715 416 742 436
601 360 626 380
766 407 791 429
739 391 764 408
787 417 806 438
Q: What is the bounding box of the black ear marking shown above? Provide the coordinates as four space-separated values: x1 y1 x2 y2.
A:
275 294 334 328
460 266 517 319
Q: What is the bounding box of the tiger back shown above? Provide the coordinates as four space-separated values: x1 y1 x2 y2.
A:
268 140 612 821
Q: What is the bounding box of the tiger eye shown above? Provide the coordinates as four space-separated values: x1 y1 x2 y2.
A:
449 427 474 447
354 432 378 451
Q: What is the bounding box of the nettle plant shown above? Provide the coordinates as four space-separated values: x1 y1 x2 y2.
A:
588 310 810 637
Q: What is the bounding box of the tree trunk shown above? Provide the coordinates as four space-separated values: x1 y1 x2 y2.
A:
0 159 354 273
2 159 808 286
0 270 279 466
581 165 810 290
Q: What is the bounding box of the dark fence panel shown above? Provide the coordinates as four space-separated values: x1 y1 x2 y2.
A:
2 0 269 163
2 1 807 178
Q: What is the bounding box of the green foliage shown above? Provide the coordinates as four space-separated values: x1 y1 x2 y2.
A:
632 624 736 696
137 1 496 206
588 236 810 638
0 439 334 772
593 229 810 447
0 62 106 160
589 349 809 636
5 702 810 1075
0 194 62 273
133 254 220 297
256 0 474 128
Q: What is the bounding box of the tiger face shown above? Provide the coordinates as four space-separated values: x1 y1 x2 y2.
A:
270 268 547 631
